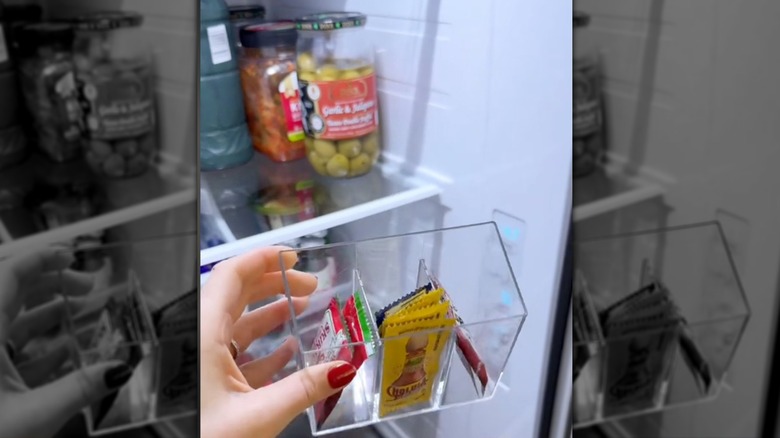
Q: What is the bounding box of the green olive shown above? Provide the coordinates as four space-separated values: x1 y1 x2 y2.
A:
326 154 349 177
340 69 362 80
115 139 138 158
337 139 362 158
308 151 328 175
313 139 337 158
362 132 379 156
85 151 101 169
138 134 155 154
317 64 339 81
297 53 316 72
126 155 148 175
90 140 113 157
349 153 372 176
102 154 126 177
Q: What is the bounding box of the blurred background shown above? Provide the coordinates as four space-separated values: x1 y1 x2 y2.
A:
571 0 780 437
0 0 196 436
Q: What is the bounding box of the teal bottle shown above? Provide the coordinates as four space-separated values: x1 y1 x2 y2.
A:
200 0 252 170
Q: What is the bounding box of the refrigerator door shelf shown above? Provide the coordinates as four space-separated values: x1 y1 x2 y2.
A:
572 222 749 428
60 235 198 436
274 222 526 435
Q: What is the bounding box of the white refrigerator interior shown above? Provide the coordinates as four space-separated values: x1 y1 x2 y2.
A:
203 0 572 437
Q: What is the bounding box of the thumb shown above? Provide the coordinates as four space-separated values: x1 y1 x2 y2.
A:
24 361 132 435
252 361 356 431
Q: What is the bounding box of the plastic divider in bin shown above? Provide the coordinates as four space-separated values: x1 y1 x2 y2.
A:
59 238 197 436
277 222 527 436
572 221 750 428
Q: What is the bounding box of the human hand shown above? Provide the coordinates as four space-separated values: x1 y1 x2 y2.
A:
200 247 357 438
0 249 135 437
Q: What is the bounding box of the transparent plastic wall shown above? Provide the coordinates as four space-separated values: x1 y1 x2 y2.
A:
278 222 527 435
61 234 197 436
572 222 750 428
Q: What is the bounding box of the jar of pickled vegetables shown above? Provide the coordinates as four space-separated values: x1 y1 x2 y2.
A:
295 12 380 178
17 23 83 162
239 21 306 162
71 12 157 178
228 5 265 46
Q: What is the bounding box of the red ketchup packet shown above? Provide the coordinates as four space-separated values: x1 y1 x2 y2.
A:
441 289 490 394
342 290 376 370
311 298 352 426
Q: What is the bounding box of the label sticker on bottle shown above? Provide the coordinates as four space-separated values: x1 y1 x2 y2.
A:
207 24 232 65
299 73 378 140
80 69 155 140
278 72 305 142
0 25 8 63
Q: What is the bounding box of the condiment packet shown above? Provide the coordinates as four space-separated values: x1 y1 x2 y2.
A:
375 284 432 328
379 315 456 417
153 289 198 417
311 298 352 426
602 320 679 415
343 288 376 369
438 287 490 394
381 301 452 336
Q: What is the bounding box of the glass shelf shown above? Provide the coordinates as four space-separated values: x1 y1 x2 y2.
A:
0 154 195 257
573 166 665 222
200 152 441 267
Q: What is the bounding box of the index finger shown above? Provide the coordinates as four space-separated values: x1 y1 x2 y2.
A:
0 248 74 344
201 247 303 336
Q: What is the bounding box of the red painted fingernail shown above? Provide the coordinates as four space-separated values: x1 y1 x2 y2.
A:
327 363 356 389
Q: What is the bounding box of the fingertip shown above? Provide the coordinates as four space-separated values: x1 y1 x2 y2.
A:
327 361 357 390
46 249 75 271
279 248 299 269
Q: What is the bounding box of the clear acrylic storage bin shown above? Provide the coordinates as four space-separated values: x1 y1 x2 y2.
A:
572 222 750 428
277 222 527 435
60 234 197 436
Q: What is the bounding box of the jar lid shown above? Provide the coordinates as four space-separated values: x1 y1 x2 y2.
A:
71 11 143 31
295 12 367 31
240 21 296 48
17 23 74 51
229 5 266 21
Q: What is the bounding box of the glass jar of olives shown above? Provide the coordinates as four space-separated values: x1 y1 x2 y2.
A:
239 21 306 162
16 23 84 163
295 12 380 178
70 12 157 178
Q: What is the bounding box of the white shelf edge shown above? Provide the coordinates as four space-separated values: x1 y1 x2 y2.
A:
200 181 442 266
0 188 195 258
573 155 669 223
572 178 665 222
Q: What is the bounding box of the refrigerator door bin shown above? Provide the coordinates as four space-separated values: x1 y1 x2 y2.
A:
277 222 527 435
572 222 750 428
61 235 198 436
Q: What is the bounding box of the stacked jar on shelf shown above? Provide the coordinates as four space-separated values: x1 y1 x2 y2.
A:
71 12 157 178
238 21 306 162
295 12 380 178
16 23 83 163
235 12 381 178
